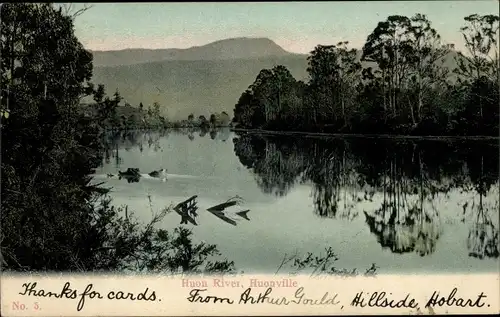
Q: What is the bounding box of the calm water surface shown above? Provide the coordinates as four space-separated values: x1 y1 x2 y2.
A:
94 129 500 274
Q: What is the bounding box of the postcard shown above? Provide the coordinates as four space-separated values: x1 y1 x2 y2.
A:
0 1 499 316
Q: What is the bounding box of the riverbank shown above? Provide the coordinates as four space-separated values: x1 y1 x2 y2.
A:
230 128 500 141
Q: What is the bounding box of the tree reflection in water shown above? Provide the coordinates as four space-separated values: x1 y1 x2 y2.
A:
468 207 499 259
100 131 499 260
307 145 364 220
463 155 499 259
101 129 168 164
233 133 499 259
233 135 306 197
363 151 442 256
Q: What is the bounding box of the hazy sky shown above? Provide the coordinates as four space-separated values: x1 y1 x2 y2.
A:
72 1 499 53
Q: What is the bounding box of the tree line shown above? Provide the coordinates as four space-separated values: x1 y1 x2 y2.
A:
182 111 231 129
232 14 499 136
79 87 234 131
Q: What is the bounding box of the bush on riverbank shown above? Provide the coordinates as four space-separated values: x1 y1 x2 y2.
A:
0 3 234 273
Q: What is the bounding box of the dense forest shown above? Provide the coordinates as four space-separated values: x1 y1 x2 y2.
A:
232 14 500 136
0 3 236 272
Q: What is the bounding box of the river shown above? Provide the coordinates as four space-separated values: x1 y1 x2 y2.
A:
93 128 499 275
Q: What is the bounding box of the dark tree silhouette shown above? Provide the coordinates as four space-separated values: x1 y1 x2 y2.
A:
232 13 499 136
0 3 235 273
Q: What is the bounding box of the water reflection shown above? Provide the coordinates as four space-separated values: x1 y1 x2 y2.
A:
101 128 230 165
206 196 250 226
99 130 499 261
173 195 251 227
233 133 499 260
110 167 168 183
464 157 499 259
174 195 200 225
362 152 442 257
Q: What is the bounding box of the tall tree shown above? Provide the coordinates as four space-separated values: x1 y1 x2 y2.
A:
307 43 361 127
250 66 296 123
405 14 452 124
307 45 339 123
362 15 412 116
455 14 499 83
250 69 274 123
455 14 499 122
270 65 296 121
245 66 297 125
0 3 98 270
334 41 362 126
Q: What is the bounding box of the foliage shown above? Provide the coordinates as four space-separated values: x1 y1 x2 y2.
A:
275 247 378 277
233 65 303 129
307 42 361 128
0 3 234 273
232 13 499 136
84 197 235 273
455 14 499 83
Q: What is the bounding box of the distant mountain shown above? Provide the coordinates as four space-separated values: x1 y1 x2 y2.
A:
88 37 464 120
91 37 293 67
89 54 309 120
